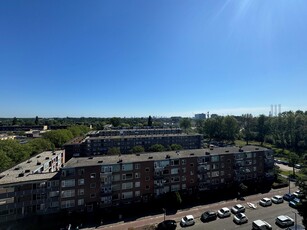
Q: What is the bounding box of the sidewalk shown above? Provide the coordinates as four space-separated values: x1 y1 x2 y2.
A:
88 186 293 230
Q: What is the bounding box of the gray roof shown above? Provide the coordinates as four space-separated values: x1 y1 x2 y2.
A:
0 150 63 185
65 146 267 168
86 133 202 140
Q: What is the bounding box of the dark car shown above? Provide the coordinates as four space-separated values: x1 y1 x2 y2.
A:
283 193 295 201
201 211 217 222
157 220 177 230
289 198 301 209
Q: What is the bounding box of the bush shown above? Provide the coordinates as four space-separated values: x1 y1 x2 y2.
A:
272 181 289 189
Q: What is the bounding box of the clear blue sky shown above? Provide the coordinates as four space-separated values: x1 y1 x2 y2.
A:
1 0 306 118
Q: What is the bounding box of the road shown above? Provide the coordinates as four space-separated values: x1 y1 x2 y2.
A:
94 183 301 230
276 163 299 173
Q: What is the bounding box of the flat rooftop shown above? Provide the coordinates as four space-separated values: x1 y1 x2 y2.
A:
86 133 202 140
65 145 267 168
0 150 63 185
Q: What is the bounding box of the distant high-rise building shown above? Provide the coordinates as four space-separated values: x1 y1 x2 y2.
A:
194 113 206 120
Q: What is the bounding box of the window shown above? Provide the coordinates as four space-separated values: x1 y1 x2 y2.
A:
61 179 75 188
112 174 120 181
182 168 186 173
122 163 133 171
90 193 96 198
90 183 96 189
145 176 150 181
135 182 140 187
135 191 140 197
145 185 150 190
61 200 75 209
78 189 84 196
122 191 133 199
190 163 194 167
90 173 96 179
171 184 180 191
182 184 186 189
181 159 186 165
78 169 84 176
122 182 133 190
145 167 150 172
112 184 121 191
135 164 140 170
211 156 220 162
171 159 179 166
181 176 186 181
78 199 84 206
171 168 179 175
62 190 75 198
135 172 140 179
190 179 194 183
211 171 219 177
78 179 84 186
190 171 194 176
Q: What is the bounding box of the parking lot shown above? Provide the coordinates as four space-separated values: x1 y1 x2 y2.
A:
177 199 302 230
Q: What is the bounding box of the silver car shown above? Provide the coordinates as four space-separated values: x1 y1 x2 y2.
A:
275 215 294 227
271 195 284 204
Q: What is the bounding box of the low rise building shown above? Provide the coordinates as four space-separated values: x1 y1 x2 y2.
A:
0 150 65 223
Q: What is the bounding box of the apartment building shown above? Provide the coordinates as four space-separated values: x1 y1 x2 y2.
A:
60 146 274 213
64 133 203 159
0 150 65 223
87 128 182 137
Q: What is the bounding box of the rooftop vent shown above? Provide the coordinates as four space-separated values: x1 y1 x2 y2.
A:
205 152 210 155
117 159 123 163
190 153 194 156
0 175 5 179
166 155 170 159
53 152 56 155
45 157 49 160
210 148 214 150
37 162 41 165
98 160 103 163
88 157 93 159
36 155 41 158
27 160 32 163
148 156 153 159
255 148 259 150
18 173 24 177
14 167 20 170
239 149 244 152
225 150 229 153
25 169 30 173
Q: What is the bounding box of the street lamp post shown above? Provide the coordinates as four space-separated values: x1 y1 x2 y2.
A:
162 208 166 221
293 211 297 230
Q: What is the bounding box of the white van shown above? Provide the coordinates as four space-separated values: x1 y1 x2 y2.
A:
252 220 272 230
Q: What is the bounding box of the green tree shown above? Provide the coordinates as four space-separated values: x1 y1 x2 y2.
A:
170 144 182 151
149 144 165 152
110 117 121 127
0 150 13 172
132 145 145 153
107 147 121 155
179 118 191 132
297 180 307 228
27 138 53 155
43 129 74 148
35 116 39 125
288 152 300 176
147 116 153 127
12 117 18 125
242 114 253 145
222 116 238 143
257 115 269 146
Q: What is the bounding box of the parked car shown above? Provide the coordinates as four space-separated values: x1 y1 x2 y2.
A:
217 207 231 218
294 164 302 169
180 215 195 227
252 219 272 230
231 204 245 214
293 190 304 198
272 195 284 204
259 198 272 207
283 193 295 201
201 211 217 222
286 224 306 230
275 215 294 227
289 198 301 209
157 220 177 230
233 213 248 224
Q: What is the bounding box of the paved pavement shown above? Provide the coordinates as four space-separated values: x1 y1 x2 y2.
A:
87 184 297 230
